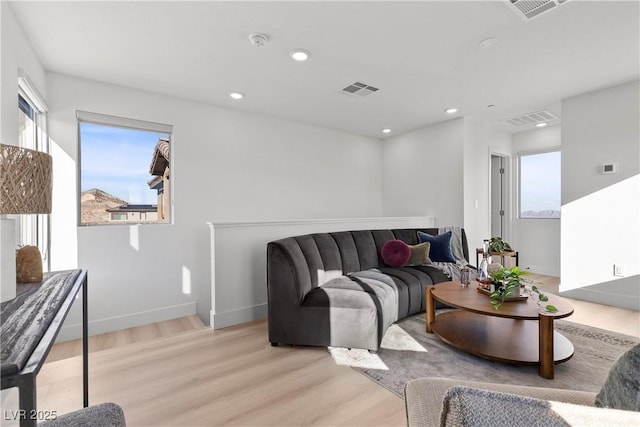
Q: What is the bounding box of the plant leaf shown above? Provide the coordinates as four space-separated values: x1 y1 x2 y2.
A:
546 305 558 313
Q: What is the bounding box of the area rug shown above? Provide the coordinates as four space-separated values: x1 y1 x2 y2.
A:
328 313 639 398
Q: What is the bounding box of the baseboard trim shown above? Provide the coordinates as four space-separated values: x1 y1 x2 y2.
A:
57 302 198 342
211 303 267 330
561 287 640 311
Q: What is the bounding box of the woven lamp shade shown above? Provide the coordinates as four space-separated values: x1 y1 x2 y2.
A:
0 144 52 214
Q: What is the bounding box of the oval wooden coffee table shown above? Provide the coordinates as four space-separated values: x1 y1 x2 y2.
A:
426 281 574 379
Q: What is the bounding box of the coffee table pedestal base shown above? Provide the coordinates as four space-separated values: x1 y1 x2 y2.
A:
430 310 574 379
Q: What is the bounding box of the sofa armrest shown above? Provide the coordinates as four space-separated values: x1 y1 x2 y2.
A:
404 377 597 427
267 240 313 306
441 386 640 427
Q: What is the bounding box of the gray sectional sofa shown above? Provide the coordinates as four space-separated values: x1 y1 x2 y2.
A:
266 228 469 351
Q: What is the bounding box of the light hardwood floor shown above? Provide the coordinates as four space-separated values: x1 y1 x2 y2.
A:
28 277 639 426
45 315 206 362
37 319 405 426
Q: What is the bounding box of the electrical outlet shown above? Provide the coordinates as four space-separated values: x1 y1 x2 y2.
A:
613 264 624 277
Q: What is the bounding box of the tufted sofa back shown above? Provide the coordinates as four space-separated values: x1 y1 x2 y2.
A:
267 228 468 305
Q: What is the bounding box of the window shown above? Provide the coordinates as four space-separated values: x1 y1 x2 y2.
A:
18 74 49 269
519 150 561 219
77 111 173 226
110 213 127 221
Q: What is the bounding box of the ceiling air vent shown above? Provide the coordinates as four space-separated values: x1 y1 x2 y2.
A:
341 82 379 98
505 0 568 21
504 110 558 127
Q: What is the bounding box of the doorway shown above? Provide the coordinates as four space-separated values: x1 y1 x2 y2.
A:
490 154 510 240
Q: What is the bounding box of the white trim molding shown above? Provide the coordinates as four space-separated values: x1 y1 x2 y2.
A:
57 301 197 342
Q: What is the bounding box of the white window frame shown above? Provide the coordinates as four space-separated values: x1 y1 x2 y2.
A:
18 70 50 271
76 111 174 226
518 148 561 220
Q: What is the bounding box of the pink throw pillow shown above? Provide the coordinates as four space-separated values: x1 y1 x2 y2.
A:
381 240 411 268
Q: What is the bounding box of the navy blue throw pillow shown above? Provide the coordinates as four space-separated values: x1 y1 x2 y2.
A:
417 231 457 263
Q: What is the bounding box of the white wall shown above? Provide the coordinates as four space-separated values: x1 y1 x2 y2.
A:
381 117 512 261
560 80 639 310
463 117 512 258
511 125 562 276
382 119 464 226
0 3 47 144
46 73 384 339
0 2 49 411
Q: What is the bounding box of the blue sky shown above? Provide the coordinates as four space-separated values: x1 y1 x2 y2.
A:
520 151 561 213
80 123 169 204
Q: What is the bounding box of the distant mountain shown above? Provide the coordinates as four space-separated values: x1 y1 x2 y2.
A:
521 210 561 219
81 189 127 224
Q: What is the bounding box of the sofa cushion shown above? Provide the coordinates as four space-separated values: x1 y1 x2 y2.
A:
330 231 361 273
351 230 380 271
379 267 429 315
595 343 640 411
417 231 456 263
299 286 379 349
303 281 379 310
321 275 396 307
408 242 432 266
381 239 411 267
441 386 639 427
349 269 407 319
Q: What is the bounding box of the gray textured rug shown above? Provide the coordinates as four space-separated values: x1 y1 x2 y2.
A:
328 313 639 397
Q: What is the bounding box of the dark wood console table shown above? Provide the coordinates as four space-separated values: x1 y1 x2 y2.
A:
1 270 88 427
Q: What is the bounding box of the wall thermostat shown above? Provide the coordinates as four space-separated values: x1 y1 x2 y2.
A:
602 163 618 174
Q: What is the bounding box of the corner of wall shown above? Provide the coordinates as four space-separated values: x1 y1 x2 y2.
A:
560 81 640 304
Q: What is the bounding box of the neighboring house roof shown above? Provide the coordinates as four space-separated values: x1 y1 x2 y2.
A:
149 138 170 176
80 188 128 224
148 175 164 190
107 204 158 213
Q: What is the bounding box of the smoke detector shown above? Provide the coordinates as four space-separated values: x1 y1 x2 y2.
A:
249 33 268 47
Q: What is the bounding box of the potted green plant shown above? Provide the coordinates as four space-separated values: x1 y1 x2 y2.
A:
489 266 558 313
486 237 513 253
489 266 525 309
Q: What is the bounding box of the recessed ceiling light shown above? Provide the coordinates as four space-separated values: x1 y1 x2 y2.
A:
382 128 391 134
290 49 310 62
445 108 458 114
536 122 548 127
230 92 244 100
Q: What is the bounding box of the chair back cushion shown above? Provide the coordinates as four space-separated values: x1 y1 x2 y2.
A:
442 386 639 426
595 343 640 411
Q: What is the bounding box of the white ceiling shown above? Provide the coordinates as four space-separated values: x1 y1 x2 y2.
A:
9 1 640 139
